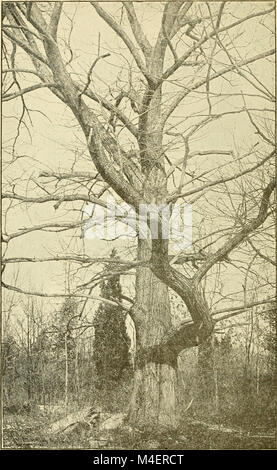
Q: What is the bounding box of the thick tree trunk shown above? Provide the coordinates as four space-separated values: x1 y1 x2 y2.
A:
128 239 178 428
197 334 218 415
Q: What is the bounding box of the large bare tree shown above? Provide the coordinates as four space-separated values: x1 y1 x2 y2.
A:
2 1 275 428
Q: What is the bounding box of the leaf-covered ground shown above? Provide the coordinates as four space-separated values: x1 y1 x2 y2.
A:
3 410 276 450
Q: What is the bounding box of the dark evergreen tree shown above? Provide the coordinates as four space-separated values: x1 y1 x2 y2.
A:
93 249 131 389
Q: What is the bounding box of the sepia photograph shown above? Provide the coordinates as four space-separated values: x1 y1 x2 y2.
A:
1 0 276 450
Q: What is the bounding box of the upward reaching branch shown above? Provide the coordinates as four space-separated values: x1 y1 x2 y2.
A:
49 2 63 40
123 2 152 58
91 2 154 84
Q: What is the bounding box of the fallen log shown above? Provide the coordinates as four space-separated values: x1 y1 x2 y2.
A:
99 413 126 431
47 406 100 436
187 418 275 440
187 418 240 434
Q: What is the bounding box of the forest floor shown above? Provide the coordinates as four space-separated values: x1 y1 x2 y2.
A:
3 407 276 450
